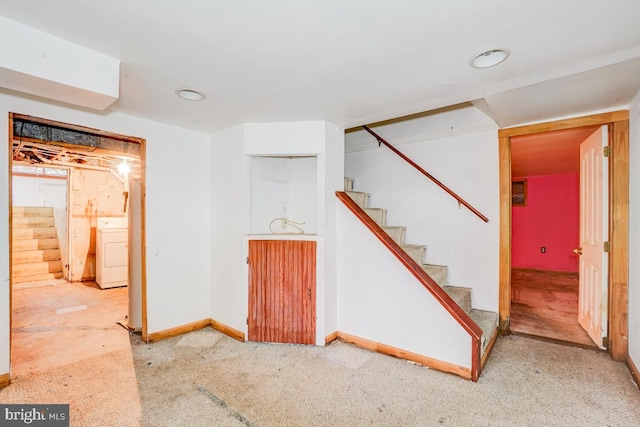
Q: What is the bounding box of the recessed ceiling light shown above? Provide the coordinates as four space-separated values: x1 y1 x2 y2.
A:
175 88 206 101
470 49 510 69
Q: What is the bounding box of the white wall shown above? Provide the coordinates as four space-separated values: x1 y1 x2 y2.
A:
323 121 344 335
12 175 67 207
289 157 318 233
345 129 500 311
244 121 326 155
628 90 640 369
135 119 210 335
210 124 246 332
0 91 211 375
209 121 344 342
337 203 472 368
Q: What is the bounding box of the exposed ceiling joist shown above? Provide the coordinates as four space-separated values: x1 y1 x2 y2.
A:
11 117 142 177
12 139 141 177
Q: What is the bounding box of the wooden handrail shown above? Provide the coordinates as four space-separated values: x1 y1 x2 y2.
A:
361 125 489 223
336 191 482 381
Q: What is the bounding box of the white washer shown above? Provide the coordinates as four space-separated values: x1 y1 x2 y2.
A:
96 217 128 289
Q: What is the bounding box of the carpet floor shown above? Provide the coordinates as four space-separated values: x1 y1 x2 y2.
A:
1 329 639 426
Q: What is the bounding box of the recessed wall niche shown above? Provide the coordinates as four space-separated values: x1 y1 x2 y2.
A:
512 179 527 207
250 156 317 235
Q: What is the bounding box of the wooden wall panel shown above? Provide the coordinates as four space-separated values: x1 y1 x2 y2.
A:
248 240 316 344
69 169 126 281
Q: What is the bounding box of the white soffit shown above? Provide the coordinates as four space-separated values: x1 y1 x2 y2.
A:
345 104 498 153
0 16 120 110
484 58 640 128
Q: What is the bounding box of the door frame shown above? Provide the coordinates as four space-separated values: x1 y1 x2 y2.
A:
498 110 629 361
7 112 149 375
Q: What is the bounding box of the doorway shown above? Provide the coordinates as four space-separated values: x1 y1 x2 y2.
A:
8 113 147 376
498 111 629 361
508 126 599 347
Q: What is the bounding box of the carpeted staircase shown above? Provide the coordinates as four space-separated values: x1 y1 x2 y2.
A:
344 177 497 355
12 206 64 284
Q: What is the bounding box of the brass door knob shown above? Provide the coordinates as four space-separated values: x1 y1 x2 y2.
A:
572 247 582 255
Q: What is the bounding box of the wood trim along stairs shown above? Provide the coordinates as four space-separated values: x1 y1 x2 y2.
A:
337 190 483 380
327 331 499 380
329 331 472 379
337 179 498 381
627 355 640 391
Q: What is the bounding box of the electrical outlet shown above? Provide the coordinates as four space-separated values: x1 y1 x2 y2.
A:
541 247 546 253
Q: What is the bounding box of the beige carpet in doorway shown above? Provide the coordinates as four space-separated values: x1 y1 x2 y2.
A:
1 330 639 426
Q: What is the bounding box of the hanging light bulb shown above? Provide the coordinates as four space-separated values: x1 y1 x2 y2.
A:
118 161 130 175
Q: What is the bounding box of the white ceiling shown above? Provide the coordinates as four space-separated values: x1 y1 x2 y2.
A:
1 1 640 133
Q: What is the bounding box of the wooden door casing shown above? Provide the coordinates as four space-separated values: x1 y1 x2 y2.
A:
248 240 316 344
498 111 629 361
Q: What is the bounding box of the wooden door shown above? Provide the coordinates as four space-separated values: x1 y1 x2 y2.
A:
578 126 609 349
248 240 316 344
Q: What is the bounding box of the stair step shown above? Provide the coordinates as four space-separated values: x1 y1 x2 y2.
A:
12 272 64 284
346 191 370 208
421 264 447 286
401 244 425 264
469 309 498 356
12 227 58 240
382 226 406 245
12 207 53 217
12 238 60 251
344 177 354 191
12 249 62 264
12 216 55 228
443 285 472 313
363 208 387 226
12 260 63 277
342 177 498 367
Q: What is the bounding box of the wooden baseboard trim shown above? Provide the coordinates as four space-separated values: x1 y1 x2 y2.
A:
480 328 499 371
627 355 640 390
210 319 245 342
336 331 471 380
325 331 338 345
511 267 578 276
0 372 10 389
146 318 246 344
146 319 211 343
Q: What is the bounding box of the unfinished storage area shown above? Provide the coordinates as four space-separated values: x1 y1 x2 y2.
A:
9 113 145 375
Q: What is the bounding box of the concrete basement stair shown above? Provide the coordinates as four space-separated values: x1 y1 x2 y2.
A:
12 207 64 284
343 177 498 358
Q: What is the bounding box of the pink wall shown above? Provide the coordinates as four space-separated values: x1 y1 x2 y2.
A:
512 174 579 272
